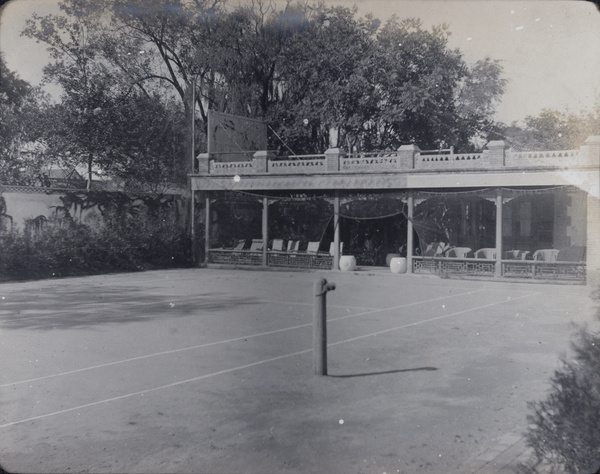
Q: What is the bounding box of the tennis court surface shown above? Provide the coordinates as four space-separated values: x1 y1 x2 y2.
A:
0 268 597 473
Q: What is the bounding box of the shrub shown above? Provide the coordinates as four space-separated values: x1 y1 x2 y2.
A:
0 204 192 282
521 327 600 473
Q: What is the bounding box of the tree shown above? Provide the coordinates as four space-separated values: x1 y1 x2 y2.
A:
22 0 223 175
500 106 600 151
0 54 54 185
22 0 508 165
454 57 507 150
268 5 382 153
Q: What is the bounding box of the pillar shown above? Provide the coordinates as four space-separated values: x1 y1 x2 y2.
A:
333 191 340 270
586 194 600 286
253 150 275 174
325 148 344 172
262 197 269 266
197 152 210 174
398 144 421 170
495 189 503 277
204 193 211 264
584 136 600 285
486 141 506 168
190 189 196 264
407 192 414 273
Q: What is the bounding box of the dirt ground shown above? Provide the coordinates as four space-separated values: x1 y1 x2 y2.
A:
0 267 597 473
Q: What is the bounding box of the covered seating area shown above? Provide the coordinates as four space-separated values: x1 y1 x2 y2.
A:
194 186 589 282
410 187 588 281
190 136 600 283
416 243 587 280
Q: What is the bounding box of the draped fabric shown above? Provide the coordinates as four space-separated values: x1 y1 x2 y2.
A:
411 193 496 255
211 192 263 248
268 198 333 250
207 186 583 260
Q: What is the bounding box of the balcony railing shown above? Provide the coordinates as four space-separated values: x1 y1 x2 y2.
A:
199 138 597 176
412 256 585 281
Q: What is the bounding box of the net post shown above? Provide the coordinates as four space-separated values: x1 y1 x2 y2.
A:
313 278 335 375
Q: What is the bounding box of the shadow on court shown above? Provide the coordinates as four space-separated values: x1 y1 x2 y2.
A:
0 285 263 330
329 366 439 378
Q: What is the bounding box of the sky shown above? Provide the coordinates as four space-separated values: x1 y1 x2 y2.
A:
1 0 599 125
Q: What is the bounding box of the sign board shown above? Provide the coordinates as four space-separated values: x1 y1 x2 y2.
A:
207 110 267 162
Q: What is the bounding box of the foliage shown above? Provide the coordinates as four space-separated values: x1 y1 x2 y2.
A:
21 1 189 189
0 191 192 281
499 105 600 151
32 94 187 192
0 54 56 185
521 325 600 473
19 0 508 166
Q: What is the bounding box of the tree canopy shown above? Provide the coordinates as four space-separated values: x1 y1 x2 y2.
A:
12 0 512 187
499 105 600 151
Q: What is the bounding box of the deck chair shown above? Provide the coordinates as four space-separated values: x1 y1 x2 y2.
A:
532 249 559 262
306 241 320 254
249 239 263 252
503 250 529 260
446 247 471 258
232 239 246 250
287 240 300 253
423 242 447 257
271 239 284 252
474 248 496 259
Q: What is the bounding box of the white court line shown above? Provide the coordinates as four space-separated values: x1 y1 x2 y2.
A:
329 292 538 346
0 291 537 429
0 289 484 388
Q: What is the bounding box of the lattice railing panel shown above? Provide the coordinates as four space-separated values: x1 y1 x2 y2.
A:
506 150 580 168
210 161 254 175
341 152 401 171
502 261 585 281
208 250 263 265
416 153 483 169
269 158 326 174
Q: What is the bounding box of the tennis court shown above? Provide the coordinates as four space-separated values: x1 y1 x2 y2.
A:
0 268 597 473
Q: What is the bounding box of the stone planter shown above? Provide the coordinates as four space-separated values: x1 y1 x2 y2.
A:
390 257 407 274
339 255 356 271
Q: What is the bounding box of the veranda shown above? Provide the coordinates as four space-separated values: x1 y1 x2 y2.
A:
189 137 600 283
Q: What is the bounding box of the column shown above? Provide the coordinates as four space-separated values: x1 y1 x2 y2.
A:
197 152 210 174
204 193 210 264
398 145 421 170
333 191 340 270
325 148 344 172
190 190 196 265
584 136 600 285
253 151 275 174
407 192 414 273
586 193 600 287
495 189 503 277
262 197 269 266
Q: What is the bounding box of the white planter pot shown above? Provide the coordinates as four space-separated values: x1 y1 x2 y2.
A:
390 257 407 274
339 255 356 271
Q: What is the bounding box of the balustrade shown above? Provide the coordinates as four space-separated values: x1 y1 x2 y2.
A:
202 137 598 176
